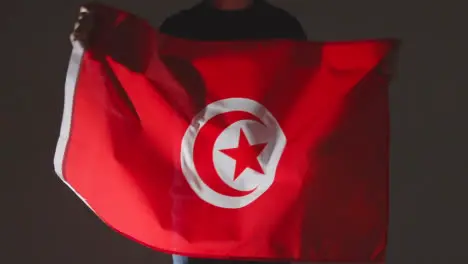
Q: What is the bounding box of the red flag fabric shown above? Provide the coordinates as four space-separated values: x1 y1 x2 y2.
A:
54 4 398 263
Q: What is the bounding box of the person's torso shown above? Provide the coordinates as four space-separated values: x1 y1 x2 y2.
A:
160 0 306 41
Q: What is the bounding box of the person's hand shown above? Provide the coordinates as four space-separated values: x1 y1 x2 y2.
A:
70 6 95 48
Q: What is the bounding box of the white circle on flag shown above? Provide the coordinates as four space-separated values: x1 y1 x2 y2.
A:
180 98 287 209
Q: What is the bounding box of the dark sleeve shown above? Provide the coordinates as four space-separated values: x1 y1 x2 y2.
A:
159 12 198 39
270 7 307 41
287 16 307 40
159 15 178 35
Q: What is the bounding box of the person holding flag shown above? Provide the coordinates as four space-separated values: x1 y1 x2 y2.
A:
71 1 306 264
64 1 395 264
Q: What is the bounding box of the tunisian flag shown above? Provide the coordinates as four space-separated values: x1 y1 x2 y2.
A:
54 3 398 263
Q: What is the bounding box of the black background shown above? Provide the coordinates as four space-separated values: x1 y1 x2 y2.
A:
2 0 468 263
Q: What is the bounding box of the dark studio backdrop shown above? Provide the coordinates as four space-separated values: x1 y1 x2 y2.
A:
2 0 467 263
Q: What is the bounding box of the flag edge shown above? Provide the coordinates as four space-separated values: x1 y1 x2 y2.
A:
53 40 95 211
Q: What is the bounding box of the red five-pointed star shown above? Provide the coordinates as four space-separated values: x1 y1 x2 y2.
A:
219 129 267 181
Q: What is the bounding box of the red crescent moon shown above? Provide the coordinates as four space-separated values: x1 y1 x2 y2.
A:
193 110 265 197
